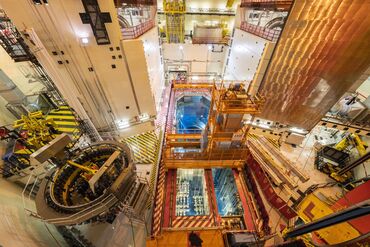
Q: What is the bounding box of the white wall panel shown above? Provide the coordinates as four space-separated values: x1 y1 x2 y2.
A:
163 43 227 76
140 27 165 110
122 40 156 117
224 29 267 81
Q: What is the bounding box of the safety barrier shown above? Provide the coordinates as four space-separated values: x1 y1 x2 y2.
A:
240 22 281 42
121 19 154 40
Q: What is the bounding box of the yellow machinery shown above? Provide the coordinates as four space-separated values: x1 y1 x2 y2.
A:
334 133 367 156
163 0 185 43
13 111 58 149
1 106 81 178
316 133 368 185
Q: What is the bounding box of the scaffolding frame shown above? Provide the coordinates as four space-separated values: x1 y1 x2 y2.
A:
163 0 185 43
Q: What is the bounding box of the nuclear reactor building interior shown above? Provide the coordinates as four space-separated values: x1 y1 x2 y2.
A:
0 0 369 247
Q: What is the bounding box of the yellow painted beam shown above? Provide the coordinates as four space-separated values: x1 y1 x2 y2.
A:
67 160 98 174
166 133 203 139
173 83 214 89
164 159 244 169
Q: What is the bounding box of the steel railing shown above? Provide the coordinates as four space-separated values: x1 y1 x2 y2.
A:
241 0 293 8
192 36 230 45
164 148 250 161
240 21 281 42
121 19 154 40
170 129 204 134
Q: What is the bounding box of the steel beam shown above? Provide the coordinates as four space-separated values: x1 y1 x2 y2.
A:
285 200 370 239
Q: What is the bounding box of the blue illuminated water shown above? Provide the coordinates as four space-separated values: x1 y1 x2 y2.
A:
176 96 210 133
212 168 242 216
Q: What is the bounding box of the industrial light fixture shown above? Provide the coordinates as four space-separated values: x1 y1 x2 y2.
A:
80 37 89 44
290 127 307 134
179 45 184 50
139 113 150 121
117 120 130 129
258 123 271 129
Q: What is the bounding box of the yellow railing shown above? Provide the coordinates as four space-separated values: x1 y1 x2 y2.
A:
164 148 249 161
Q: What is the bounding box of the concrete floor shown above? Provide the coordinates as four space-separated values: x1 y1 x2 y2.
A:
77 212 149 247
0 179 67 247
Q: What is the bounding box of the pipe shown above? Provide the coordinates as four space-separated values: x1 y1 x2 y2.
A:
337 152 370 176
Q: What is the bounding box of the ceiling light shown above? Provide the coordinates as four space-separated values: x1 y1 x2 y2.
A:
81 37 89 44
179 45 184 50
208 45 212 50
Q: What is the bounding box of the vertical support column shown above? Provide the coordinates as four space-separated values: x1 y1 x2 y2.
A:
233 169 255 231
204 169 220 226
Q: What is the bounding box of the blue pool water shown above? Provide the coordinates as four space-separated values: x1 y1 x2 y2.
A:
212 168 242 216
176 96 210 133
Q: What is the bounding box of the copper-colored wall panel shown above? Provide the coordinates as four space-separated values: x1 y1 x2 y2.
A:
259 0 370 130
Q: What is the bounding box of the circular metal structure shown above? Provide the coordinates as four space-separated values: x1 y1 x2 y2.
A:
36 141 137 225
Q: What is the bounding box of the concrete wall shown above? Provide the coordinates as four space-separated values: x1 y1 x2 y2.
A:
0 0 157 133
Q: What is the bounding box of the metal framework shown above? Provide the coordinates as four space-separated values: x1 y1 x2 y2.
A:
79 0 112 45
121 19 154 39
163 0 185 43
0 11 34 62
